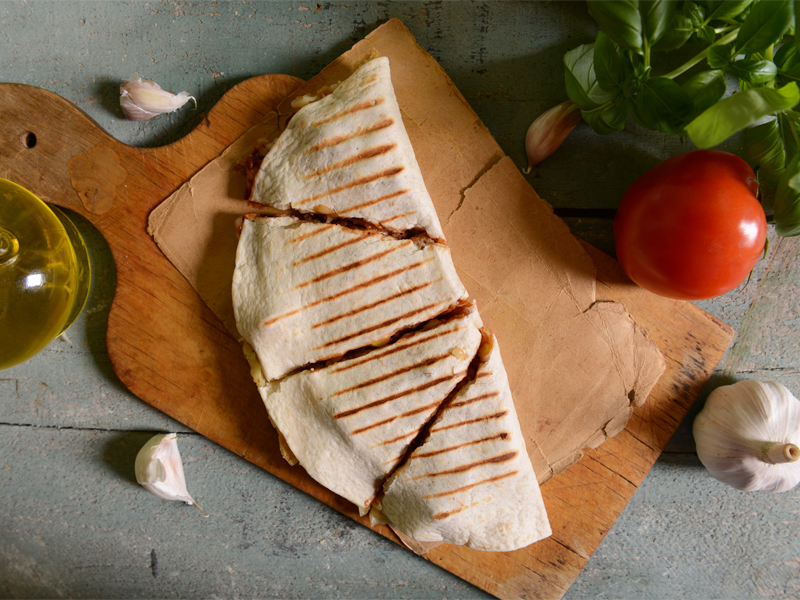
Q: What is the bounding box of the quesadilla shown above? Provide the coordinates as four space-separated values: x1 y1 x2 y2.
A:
259 306 484 514
232 214 467 381
376 333 551 551
249 56 445 241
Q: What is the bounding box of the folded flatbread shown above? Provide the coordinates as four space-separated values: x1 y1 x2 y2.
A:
233 53 551 551
249 56 445 241
232 215 467 381
259 306 484 514
377 334 551 551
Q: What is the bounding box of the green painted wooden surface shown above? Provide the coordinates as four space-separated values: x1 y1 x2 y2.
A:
1 2 799 599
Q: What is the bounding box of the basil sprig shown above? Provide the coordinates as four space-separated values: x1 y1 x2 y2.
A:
565 0 800 237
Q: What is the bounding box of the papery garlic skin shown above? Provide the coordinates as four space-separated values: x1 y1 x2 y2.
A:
524 100 582 173
120 77 196 121
135 433 205 513
693 380 800 493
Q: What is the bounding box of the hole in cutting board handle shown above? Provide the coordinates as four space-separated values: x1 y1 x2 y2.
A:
19 132 37 149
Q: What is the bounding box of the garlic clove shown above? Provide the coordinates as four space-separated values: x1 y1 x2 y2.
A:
120 76 196 121
524 100 582 173
139 455 167 486
693 380 800 493
134 433 207 514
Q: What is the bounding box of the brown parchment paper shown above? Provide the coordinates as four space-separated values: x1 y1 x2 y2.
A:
148 19 665 485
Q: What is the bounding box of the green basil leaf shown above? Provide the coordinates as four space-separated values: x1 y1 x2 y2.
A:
630 93 657 130
778 66 800 86
735 0 794 55
774 154 800 236
594 32 627 92
776 42 800 85
588 1 644 52
782 111 800 162
739 79 755 92
581 100 630 135
693 24 717 45
636 77 695 135
588 0 677 53
743 118 787 180
729 58 778 84
702 0 754 21
686 82 800 148
707 43 735 68
797 1 800 55
736 0 755 24
686 1 706 28
564 43 615 110
641 0 679 46
621 62 650 99
775 40 800 70
682 69 727 115
653 13 693 51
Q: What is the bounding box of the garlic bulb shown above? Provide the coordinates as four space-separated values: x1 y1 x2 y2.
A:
693 380 800 492
134 433 206 514
120 76 196 121
523 100 581 173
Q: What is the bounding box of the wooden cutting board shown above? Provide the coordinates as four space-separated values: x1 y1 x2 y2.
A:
0 26 733 600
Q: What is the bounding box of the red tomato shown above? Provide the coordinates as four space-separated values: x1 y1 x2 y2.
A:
613 150 767 301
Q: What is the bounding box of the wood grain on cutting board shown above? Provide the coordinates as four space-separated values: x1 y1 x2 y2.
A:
0 19 732 600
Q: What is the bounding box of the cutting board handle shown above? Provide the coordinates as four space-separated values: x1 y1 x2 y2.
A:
0 83 132 221
0 76 303 230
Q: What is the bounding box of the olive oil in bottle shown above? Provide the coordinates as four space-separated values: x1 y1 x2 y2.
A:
0 178 91 370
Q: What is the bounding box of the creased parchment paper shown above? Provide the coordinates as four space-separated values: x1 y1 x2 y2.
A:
148 19 665 490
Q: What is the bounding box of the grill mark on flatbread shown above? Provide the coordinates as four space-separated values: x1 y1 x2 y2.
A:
312 279 441 329
350 398 443 437
306 117 394 153
262 307 304 328
349 415 397 436
448 391 501 410
377 429 424 447
294 242 410 289
333 370 467 420
423 471 519 500
261 257 436 328
332 354 453 397
431 498 492 521
293 232 376 266
310 97 385 127
432 505 468 520
382 455 404 469
338 189 408 214
475 371 494 379
360 72 379 87
315 302 446 350
400 399 448 419
329 323 466 374
380 210 417 226
303 143 397 179
430 410 509 433
295 166 405 206
413 451 518 480
289 223 335 243
351 399 443 437
377 430 417 446
409 432 510 460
